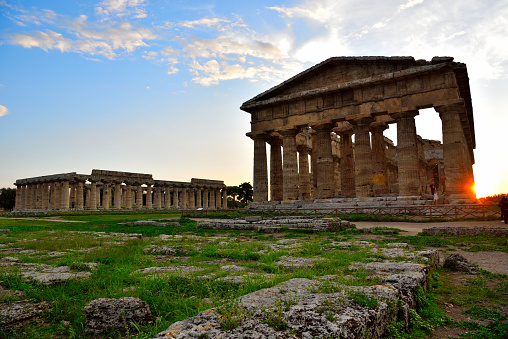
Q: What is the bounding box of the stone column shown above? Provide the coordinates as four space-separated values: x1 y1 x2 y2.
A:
76 181 84 210
164 187 171 209
49 183 56 210
280 128 299 201
173 188 179 209
18 185 26 210
154 186 162 209
189 189 196 209
85 186 91 209
34 184 40 209
102 183 110 209
69 184 76 209
313 123 335 199
125 184 132 209
435 103 474 201
311 130 318 197
41 183 49 210
136 185 143 209
96 185 102 208
394 111 421 198
333 155 340 194
114 182 122 209
14 185 21 210
30 184 36 209
267 136 283 201
297 145 311 200
370 123 389 195
196 188 202 208
146 186 152 209
209 189 216 209
89 182 97 210
203 189 209 209
61 181 70 210
181 188 187 209
222 188 228 209
250 133 269 202
215 189 221 209
351 118 375 197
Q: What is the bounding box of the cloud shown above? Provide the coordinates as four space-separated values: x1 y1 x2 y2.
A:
398 0 424 12
95 0 147 18
0 105 8 117
179 18 230 29
167 66 179 75
10 14 157 59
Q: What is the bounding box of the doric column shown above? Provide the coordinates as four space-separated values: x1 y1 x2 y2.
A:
136 185 143 209
146 186 152 209
209 189 215 209
61 181 70 210
49 183 57 209
96 185 102 208
34 184 41 209
102 182 110 209
370 122 389 195
196 188 202 208
154 186 162 209
435 102 474 201
297 145 311 200
267 136 283 201
76 181 84 210
173 188 179 208
311 130 318 197
69 184 76 209
189 188 196 209
215 189 221 209
222 188 227 209
114 182 122 209
393 111 420 198
30 184 36 209
85 186 91 209
89 182 97 210
350 117 375 197
125 184 132 209
333 155 340 194
203 189 209 209
41 183 49 209
249 133 269 202
14 185 21 210
18 185 26 210
164 187 171 209
313 123 335 199
280 128 299 201
181 188 187 209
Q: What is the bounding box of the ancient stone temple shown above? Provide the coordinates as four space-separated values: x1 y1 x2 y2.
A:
240 56 475 205
14 169 227 211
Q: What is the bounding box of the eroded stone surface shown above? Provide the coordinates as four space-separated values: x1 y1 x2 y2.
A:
84 297 156 334
0 299 53 325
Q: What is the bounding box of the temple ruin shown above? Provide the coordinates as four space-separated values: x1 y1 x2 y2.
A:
13 169 227 211
241 56 475 205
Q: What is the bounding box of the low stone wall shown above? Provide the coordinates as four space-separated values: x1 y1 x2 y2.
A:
197 216 356 232
422 226 508 236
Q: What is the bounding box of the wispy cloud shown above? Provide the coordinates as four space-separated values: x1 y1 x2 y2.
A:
95 0 147 19
0 105 8 117
179 18 230 29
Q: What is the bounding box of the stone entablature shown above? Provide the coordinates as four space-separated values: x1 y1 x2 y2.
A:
14 170 227 212
241 56 476 204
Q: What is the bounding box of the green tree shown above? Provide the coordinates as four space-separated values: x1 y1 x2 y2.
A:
238 182 253 204
227 186 240 208
0 188 16 211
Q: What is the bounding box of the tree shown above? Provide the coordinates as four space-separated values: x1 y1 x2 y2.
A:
0 188 16 211
238 182 253 204
227 186 240 208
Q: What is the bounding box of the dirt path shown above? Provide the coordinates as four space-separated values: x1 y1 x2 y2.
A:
354 219 506 236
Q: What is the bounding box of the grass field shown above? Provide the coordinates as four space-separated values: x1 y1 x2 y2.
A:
0 212 506 338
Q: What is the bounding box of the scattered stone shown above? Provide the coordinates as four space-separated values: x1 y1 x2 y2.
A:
0 229 10 233
276 256 317 269
220 265 249 273
0 300 53 325
120 220 180 227
144 245 187 255
1 256 20 262
0 285 25 297
386 243 409 249
134 265 205 277
84 297 156 334
443 253 479 274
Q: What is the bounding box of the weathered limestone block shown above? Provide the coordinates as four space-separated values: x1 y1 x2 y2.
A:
0 300 53 325
84 297 156 334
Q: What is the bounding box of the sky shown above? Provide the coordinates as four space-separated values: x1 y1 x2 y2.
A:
1 0 507 198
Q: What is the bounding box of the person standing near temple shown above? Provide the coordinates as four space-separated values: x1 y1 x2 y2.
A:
499 195 508 222
429 182 438 205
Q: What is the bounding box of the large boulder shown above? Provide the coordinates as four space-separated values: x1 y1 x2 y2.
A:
84 297 156 334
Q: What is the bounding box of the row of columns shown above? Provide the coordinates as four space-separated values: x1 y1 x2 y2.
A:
251 104 474 202
15 182 228 211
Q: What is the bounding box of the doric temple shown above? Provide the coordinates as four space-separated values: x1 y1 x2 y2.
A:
241 56 475 205
13 169 227 211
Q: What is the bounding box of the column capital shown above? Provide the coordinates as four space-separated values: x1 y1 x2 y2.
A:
347 116 375 126
266 134 283 146
370 122 389 133
247 132 269 141
390 109 419 120
310 122 335 132
278 127 300 137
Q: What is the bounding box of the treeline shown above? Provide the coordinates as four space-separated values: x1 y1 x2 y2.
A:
0 188 16 211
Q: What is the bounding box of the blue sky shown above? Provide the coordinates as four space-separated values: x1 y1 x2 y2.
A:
1 0 507 197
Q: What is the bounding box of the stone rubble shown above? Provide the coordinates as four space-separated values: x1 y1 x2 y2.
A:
0 299 53 325
155 246 438 339
84 297 157 334
443 253 479 274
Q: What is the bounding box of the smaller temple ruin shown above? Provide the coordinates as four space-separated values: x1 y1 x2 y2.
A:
13 169 227 212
